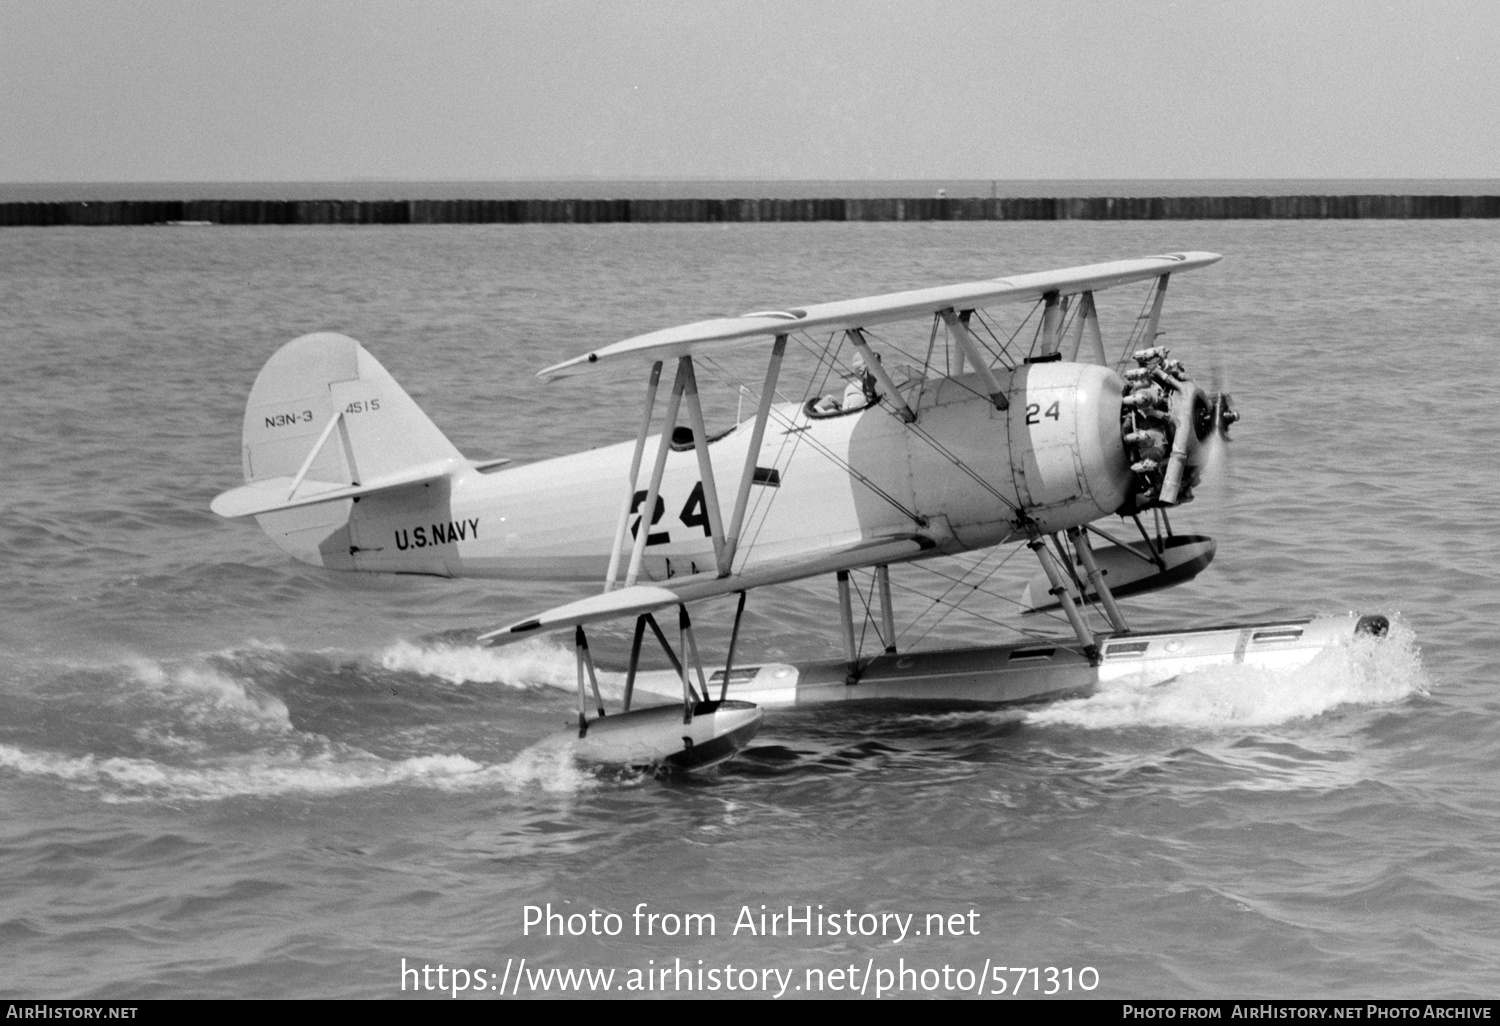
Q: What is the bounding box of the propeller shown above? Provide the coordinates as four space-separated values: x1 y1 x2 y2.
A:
1195 363 1237 497
1199 360 1238 440
1121 349 1239 507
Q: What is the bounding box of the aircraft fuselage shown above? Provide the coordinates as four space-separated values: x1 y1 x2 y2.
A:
256 360 1134 582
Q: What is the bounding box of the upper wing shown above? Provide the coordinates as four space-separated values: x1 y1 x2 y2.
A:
478 534 931 646
539 251 1221 380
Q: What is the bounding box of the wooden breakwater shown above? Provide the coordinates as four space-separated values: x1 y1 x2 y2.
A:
5 194 1500 226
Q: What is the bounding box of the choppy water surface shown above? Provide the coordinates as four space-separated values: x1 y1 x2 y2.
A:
1 221 1495 999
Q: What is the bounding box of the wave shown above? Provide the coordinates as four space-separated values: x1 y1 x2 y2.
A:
0 736 594 803
378 637 626 698
122 653 294 734
0 642 604 802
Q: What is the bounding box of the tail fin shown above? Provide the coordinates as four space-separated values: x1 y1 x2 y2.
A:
213 333 467 570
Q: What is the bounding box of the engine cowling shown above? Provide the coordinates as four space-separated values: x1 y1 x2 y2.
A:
1006 358 1135 533
1004 348 1235 533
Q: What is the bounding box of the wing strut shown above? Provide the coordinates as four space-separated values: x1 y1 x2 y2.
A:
1038 291 1062 355
612 344 781 586
723 336 787 574
624 360 689 587
604 361 664 591
680 358 729 574
1138 274 1170 354
846 328 916 422
940 309 1010 410
1061 291 1107 365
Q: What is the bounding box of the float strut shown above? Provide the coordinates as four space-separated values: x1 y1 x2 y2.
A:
837 570 859 682
720 591 747 702
1068 526 1129 634
573 627 590 737
678 605 708 724
622 615 648 713
643 613 685 680
1027 529 1098 661
875 564 897 654
1129 514 1167 570
576 626 606 717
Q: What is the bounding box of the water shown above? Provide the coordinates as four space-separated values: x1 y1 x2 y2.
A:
0 220 1494 999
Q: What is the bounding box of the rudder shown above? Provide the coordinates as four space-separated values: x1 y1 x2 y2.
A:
230 332 466 570
242 332 463 485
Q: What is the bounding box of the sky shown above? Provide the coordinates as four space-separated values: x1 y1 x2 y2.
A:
2 0 1498 183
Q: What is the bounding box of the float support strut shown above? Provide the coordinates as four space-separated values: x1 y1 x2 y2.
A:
875 564 897 654
622 615 648 713
720 591 747 702
1068 526 1129 634
678 605 707 723
573 628 589 737
837 570 859 680
642 613 684 679
1027 529 1098 661
575 625 606 718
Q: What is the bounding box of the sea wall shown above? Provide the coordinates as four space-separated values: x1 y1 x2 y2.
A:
5 194 1500 226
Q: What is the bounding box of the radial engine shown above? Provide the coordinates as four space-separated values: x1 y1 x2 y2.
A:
1118 346 1237 510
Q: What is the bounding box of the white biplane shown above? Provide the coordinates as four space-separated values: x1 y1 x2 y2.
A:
213 252 1387 771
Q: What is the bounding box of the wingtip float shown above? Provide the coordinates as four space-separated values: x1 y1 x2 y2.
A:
213 251 1393 774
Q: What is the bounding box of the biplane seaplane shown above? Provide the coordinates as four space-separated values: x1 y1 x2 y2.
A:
213 252 1387 771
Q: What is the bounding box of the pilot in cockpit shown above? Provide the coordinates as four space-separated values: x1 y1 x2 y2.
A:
814 351 880 414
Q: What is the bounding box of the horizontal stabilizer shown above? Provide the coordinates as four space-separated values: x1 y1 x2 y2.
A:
480 534 930 646
210 458 459 519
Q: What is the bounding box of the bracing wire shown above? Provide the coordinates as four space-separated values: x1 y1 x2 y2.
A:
1116 279 1160 371
694 321 1111 658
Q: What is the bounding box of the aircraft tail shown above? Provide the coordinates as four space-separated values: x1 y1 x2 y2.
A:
213 332 468 571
